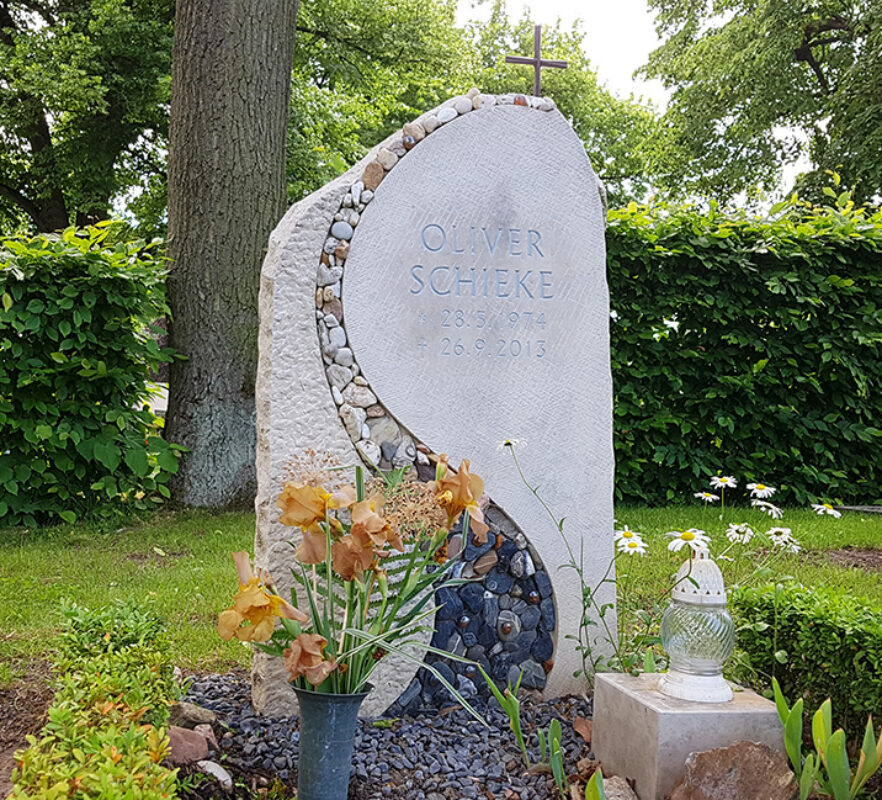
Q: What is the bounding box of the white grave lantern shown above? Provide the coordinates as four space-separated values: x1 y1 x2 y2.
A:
658 551 735 703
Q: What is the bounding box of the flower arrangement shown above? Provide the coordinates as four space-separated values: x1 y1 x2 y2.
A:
218 453 488 708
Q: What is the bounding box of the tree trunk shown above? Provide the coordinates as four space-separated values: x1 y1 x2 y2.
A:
165 0 298 507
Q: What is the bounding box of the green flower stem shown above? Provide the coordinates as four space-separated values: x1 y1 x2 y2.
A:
508 446 623 677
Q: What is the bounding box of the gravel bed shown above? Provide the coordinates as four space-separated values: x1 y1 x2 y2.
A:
185 672 594 799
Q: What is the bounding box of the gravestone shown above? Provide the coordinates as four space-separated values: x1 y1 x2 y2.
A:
253 90 615 717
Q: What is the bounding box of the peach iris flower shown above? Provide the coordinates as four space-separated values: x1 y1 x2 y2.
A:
331 534 375 581
284 633 337 687
351 496 404 552
431 456 490 543
277 482 357 563
218 551 307 642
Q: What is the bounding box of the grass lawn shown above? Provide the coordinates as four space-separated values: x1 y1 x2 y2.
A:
1 505 879 686
0 510 256 684
616 505 882 609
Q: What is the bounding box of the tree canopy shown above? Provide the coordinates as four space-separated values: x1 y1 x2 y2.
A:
643 0 882 203
0 0 172 232
464 3 662 207
0 0 665 234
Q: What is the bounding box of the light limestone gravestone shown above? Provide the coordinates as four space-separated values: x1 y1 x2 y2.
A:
593 673 785 800
253 90 615 717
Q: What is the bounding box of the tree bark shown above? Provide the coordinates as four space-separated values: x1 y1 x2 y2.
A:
165 0 298 507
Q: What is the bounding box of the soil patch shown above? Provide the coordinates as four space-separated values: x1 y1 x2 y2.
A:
0 660 54 796
825 546 882 572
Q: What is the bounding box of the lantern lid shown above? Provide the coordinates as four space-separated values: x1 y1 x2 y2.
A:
671 551 727 606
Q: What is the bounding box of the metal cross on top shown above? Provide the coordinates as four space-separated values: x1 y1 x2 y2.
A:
505 25 568 97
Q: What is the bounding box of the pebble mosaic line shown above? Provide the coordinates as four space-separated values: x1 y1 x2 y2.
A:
313 90 559 710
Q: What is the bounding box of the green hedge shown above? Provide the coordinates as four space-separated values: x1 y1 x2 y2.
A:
0 225 181 527
731 583 882 741
11 603 180 799
607 199 882 505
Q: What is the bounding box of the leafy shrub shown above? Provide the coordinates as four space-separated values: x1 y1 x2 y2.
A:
731 583 882 741
56 600 168 666
0 224 182 527
607 198 882 505
11 604 180 798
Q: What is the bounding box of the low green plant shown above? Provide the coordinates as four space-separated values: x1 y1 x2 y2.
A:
733 583 882 740
584 768 606 800
773 677 882 800
479 666 567 798
56 599 168 665
11 716 176 800
479 667 531 767
11 603 180 798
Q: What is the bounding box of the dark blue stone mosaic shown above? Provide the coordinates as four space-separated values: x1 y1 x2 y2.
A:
386 503 557 716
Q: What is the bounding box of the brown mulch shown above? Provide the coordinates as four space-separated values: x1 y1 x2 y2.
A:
824 546 882 572
0 660 54 797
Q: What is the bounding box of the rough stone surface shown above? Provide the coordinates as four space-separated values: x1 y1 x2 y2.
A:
167 725 210 765
403 121 426 142
194 723 218 752
669 741 797 800
169 701 217 729
196 760 233 792
604 776 639 800
326 364 352 391
367 415 401 445
453 96 473 115
254 129 435 718
339 404 367 439
342 104 614 697
376 147 399 170
593 673 785 800
342 383 377 407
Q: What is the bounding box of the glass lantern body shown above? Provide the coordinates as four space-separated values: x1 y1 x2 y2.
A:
659 599 735 676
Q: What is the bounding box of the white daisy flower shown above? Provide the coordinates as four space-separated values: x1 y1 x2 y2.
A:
497 438 527 450
747 482 776 499
617 538 648 556
751 499 784 519
726 522 754 544
694 491 720 503
666 528 710 553
767 527 801 553
811 503 841 519
710 475 738 490
614 525 644 544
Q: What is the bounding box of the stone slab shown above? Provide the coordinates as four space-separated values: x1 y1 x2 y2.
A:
253 127 429 719
592 673 785 800
254 96 615 715
343 104 616 696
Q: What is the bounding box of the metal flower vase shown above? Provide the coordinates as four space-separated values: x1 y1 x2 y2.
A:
293 685 372 800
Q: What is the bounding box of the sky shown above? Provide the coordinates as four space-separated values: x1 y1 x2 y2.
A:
456 0 670 109
456 0 812 195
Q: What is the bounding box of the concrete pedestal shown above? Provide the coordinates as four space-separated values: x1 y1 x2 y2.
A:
592 672 784 800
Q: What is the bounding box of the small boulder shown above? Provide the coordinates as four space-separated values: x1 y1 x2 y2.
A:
196 760 233 792
194 723 218 752
169 701 216 729
669 740 797 800
167 725 209 765
603 775 639 800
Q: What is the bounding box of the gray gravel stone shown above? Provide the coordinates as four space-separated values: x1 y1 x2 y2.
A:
331 221 354 240
317 264 343 287
437 107 457 124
